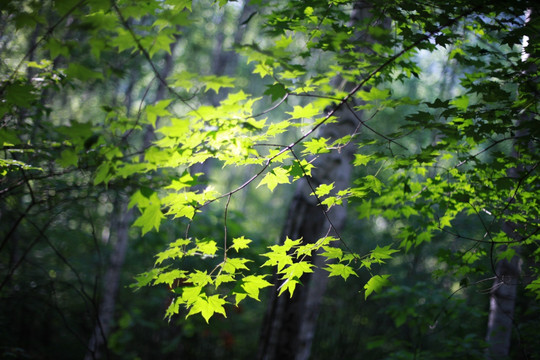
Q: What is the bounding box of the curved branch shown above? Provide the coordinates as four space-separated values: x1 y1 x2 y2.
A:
190 4 484 215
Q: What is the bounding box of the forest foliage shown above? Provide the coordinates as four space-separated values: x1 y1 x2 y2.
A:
1 0 539 358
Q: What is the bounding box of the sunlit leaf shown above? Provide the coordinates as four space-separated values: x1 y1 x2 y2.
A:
257 167 291 191
230 236 252 252
133 193 165 235
325 263 358 280
187 295 227 323
364 275 391 299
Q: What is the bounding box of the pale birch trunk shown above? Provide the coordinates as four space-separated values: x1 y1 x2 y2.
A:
84 202 133 360
85 4 255 357
485 7 536 359
485 255 521 359
84 39 179 360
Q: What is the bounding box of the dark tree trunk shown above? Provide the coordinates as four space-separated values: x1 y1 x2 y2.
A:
257 3 378 359
257 113 356 360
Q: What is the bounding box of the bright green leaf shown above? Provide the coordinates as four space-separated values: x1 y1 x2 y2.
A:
257 167 291 191
325 263 358 280
364 275 391 299
230 236 252 252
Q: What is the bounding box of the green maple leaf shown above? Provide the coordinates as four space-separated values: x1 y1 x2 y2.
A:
285 159 314 179
364 275 391 299
155 246 184 265
164 172 197 191
257 167 290 191
240 275 272 301
264 83 288 101
157 118 190 138
215 273 236 287
180 286 203 306
188 270 213 287
133 193 164 235
325 263 358 281
320 246 343 260
148 33 175 58
286 103 320 119
370 245 399 264
280 261 314 281
132 268 161 289
165 297 181 320
525 278 540 300
146 99 172 127
161 192 198 220
278 277 299 297
295 244 316 257
170 238 192 247
261 249 293 272
353 153 373 166
169 70 196 91
275 34 293 48
230 236 252 252
187 295 227 323
222 258 251 273
267 120 292 136
201 75 235 93
254 63 273 78
195 239 218 256
282 237 302 251
93 162 114 186
357 87 391 101
176 0 192 11
302 137 330 155
313 182 334 197
154 269 187 287
363 175 383 194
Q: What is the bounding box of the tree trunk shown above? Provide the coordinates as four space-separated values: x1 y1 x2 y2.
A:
84 4 255 356
84 38 181 360
485 7 536 359
257 3 378 359
257 112 356 360
485 255 521 359
84 202 133 360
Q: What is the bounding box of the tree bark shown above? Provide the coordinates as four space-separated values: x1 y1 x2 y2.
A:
84 202 133 360
485 7 536 359
84 37 181 360
84 4 255 357
257 3 378 359
257 112 356 360
485 255 521 359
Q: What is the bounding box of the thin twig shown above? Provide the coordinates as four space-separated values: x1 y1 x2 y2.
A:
344 102 407 150
223 194 232 261
288 147 359 257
